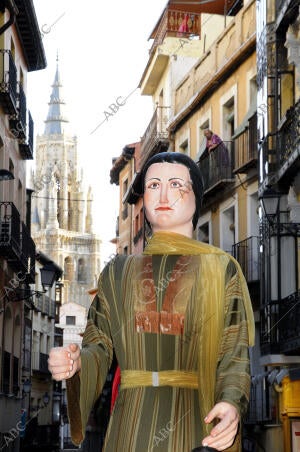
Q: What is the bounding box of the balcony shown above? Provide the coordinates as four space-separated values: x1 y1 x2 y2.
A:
9 82 27 140
233 112 258 174
260 99 300 190
279 291 300 354
277 99 300 184
0 49 17 115
198 141 235 195
0 202 21 264
140 106 170 168
21 221 36 283
34 295 55 318
261 291 300 355
232 236 260 283
149 9 201 56
19 110 34 159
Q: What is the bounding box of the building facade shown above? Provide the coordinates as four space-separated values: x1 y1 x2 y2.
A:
110 142 144 255
0 2 46 451
257 0 300 450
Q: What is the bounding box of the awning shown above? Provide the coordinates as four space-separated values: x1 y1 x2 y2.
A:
169 0 238 14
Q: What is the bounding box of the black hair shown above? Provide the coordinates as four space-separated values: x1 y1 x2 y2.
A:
139 151 204 230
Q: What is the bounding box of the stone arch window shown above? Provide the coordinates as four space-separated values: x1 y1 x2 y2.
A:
64 256 74 281
78 258 86 282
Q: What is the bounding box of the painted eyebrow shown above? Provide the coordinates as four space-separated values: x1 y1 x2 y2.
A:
145 177 161 183
145 177 185 182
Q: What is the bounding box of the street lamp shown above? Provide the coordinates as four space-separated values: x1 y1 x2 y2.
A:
260 187 281 223
40 263 60 290
11 261 63 302
22 378 32 396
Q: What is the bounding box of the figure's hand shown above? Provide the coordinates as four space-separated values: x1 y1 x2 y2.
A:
202 402 239 451
48 343 81 381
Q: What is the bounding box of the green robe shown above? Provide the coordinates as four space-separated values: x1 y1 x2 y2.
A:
66 233 254 451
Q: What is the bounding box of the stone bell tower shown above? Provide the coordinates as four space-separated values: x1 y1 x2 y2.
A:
31 57 102 345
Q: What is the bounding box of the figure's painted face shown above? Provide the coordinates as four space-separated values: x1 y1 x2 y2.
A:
144 162 196 236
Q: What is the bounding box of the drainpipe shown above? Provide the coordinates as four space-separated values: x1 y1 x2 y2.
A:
0 0 18 36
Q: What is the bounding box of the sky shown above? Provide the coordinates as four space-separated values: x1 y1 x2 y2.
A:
28 0 167 265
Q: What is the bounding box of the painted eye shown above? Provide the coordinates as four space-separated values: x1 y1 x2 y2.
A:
170 180 182 188
146 181 160 190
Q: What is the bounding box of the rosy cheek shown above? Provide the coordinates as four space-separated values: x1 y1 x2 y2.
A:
143 191 156 210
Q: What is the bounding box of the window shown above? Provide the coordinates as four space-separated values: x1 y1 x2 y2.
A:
180 139 189 155
220 205 236 254
123 178 128 197
64 256 74 281
77 258 86 282
134 214 139 236
66 316 76 325
198 120 209 158
222 97 234 141
122 203 128 221
249 76 257 110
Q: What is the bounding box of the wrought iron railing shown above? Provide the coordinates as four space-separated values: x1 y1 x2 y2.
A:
261 300 280 354
18 83 26 133
9 82 27 140
140 106 170 168
0 49 17 114
233 113 258 173
278 99 300 167
198 141 234 192
278 290 300 353
232 236 260 283
261 291 300 355
0 202 21 261
149 9 201 55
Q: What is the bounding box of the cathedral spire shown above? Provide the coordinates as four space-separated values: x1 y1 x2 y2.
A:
44 55 69 135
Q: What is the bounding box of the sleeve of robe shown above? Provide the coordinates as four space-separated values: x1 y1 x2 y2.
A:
66 265 113 446
215 259 252 419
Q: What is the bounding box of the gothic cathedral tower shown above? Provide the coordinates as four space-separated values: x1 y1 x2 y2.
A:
31 58 101 345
